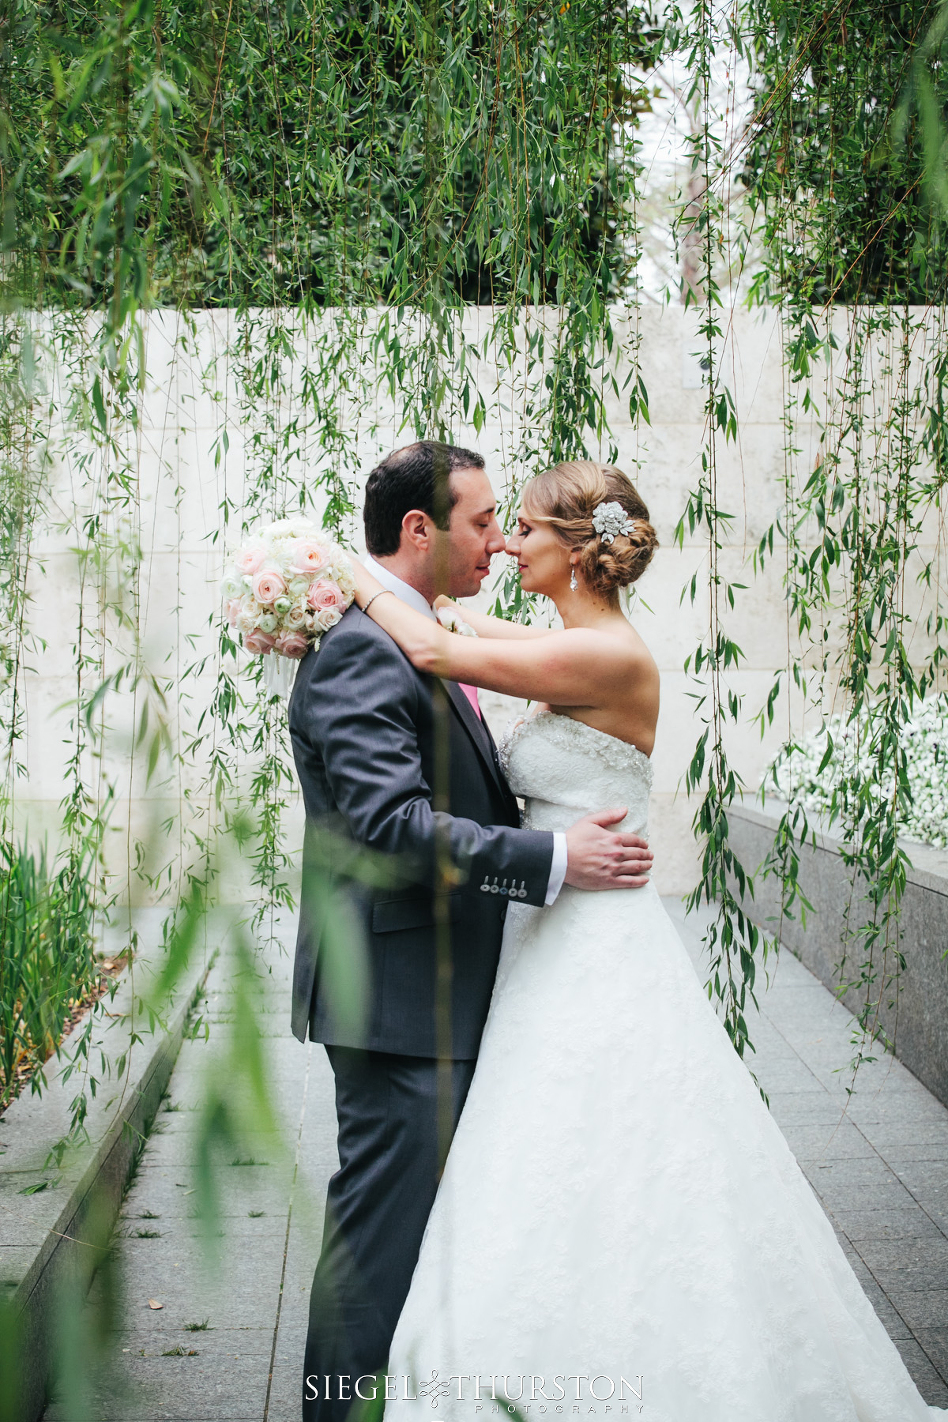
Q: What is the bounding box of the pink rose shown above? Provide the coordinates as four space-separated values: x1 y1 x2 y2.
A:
243 628 276 655
225 598 242 627
234 545 267 576
306 578 345 612
252 568 287 604
273 630 309 659
289 540 330 577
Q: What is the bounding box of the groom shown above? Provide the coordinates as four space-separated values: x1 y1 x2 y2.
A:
289 440 653 1421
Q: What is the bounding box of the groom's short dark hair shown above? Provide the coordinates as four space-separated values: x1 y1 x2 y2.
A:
363 440 486 556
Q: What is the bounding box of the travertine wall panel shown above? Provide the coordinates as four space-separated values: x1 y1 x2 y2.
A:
11 304 941 900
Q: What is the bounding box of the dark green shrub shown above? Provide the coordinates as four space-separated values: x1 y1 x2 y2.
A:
0 841 98 1108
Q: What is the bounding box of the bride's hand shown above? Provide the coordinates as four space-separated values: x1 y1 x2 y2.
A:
433 594 457 612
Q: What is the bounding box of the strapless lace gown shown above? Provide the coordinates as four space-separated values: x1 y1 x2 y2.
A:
385 711 944 1421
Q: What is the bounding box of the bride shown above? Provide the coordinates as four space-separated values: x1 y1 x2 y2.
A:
350 459 943 1422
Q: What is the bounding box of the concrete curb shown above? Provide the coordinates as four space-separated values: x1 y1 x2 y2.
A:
0 912 222 1422
730 800 948 1108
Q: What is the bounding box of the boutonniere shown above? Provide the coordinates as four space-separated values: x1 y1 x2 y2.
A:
436 606 478 637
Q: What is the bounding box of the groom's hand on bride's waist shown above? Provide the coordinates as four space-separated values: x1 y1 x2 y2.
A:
563 808 653 891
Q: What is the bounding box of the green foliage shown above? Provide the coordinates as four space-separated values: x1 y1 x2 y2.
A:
742 1 948 1070
3 0 664 993
0 839 99 1108
768 695 948 850
3 0 661 312
742 0 948 304
756 318 948 1071
2 0 948 1406
1 0 945 1158
662 0 773 1073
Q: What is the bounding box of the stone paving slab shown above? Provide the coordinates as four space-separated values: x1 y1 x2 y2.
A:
665 898 948 1407
44 900 948 1420
51 1351 272 1420
2 907 224 1422
43 928 334 1422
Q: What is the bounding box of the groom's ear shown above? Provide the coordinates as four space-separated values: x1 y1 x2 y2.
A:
401 508 434 553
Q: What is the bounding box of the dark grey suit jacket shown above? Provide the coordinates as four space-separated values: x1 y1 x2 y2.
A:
288 604 555 1059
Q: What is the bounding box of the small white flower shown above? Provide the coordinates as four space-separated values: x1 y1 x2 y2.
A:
767 694 948 847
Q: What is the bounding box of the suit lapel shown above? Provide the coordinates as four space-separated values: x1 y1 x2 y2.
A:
440 678 511 805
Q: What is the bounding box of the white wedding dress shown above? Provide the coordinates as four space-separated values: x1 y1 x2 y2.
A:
385 710 944 1421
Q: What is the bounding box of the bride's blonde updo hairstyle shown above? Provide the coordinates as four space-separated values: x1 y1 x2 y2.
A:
521 460 658 598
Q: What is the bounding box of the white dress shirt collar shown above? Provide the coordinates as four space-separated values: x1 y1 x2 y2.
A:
363 555 438 621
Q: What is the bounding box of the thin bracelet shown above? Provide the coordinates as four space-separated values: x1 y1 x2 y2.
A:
362 589 394 616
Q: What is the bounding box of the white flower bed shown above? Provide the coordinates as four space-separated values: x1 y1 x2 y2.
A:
766 694 948 850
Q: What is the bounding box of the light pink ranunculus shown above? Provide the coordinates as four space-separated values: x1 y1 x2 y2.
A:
252 568 287 604
225 598 242 627
274 630 309 659
243 628 276 655
234 545 268 576
289 540 330 577
306 578 345 612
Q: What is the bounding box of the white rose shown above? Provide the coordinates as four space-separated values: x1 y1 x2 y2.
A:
234 596 263 636
330 558 355 586
285 602 308 630
316 604 343 632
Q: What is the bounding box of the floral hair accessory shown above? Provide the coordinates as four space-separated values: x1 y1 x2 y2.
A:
591 500 636 544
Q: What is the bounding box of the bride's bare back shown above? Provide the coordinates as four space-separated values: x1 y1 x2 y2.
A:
543 623 660 758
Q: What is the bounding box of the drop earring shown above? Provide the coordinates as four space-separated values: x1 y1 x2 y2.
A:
569 566 578 592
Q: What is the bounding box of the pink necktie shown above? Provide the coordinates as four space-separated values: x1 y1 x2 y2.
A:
459 682 482 719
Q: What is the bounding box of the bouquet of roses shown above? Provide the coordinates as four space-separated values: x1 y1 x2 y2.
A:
221 518 356 661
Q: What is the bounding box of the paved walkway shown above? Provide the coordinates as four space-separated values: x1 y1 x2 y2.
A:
44 900 948 1420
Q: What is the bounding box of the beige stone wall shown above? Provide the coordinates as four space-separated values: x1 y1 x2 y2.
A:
11 303 940 900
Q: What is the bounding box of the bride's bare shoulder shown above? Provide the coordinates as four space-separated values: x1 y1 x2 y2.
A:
560 623 657 677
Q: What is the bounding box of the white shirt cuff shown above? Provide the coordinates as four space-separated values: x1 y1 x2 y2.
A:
544 832 568 906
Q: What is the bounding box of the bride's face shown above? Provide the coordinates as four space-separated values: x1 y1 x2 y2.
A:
506 509 572 597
